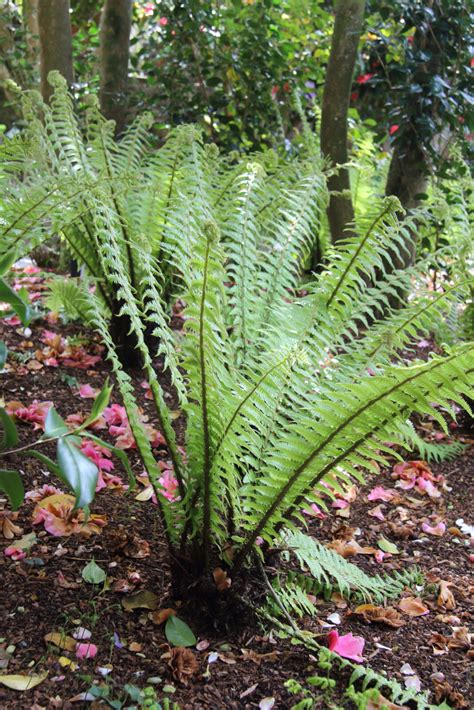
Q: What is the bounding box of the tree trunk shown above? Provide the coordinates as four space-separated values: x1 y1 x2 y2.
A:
99 0 132 136
23 0 40 72
385 144 428 269
320 0 366 245
38 0 74 102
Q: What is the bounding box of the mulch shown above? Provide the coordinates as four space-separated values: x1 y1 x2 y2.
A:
0 308 473 710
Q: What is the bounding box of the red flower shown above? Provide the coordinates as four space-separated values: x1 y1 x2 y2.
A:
356 73 374 85
389 124 399 136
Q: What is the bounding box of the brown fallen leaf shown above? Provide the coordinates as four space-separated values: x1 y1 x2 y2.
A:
44 632 77 652
123 537 150 559
241 649 279 665
0 511 23 540
436 613 461 625
429 632 449 655
167 647 198 684
433 680 468 708
398 597 429 617
366 692 409 710
56 571 81 589
328 539 376 558
128 642 142 653
437 581 456 610
122 590 159 611
213 567 231 592
448 627 471 650
353 604 405 628
150 608 176 625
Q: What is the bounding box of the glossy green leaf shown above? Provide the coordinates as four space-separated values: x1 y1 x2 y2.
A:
377 537 400 555
78 379 113 431
0 250 17 277
0 341 7 369
82 559 106 585
43 407 69 438
0 277 31 325
0 469 24 510
165 616 197 648
0 407 19 450
56 437 98 509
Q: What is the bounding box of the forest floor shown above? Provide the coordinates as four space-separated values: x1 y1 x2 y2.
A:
0 265 473 710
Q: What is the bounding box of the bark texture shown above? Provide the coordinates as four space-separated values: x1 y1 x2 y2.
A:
23 0 40 70
38 0 74 102
385 145 428 268
99 0 132 136
320 0 366 244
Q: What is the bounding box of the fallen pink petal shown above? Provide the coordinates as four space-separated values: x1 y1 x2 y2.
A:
75 642 98 660
327 630 365 662
421 521 446 536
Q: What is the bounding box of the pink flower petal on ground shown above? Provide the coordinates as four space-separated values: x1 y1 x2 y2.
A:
374 550 391 563
25 484 64 502
302 503 327 520
331 499 349 510
4 546 27 560
368 505 385 521
78 384 99 399
416 478 441 498
367 486 395 502
75 642 98 660
328 630 365 662
421 521 446 536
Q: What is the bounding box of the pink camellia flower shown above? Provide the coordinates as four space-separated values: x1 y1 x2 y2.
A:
9 400 53 429
25 484 64 503
80 440 115 473
367 486 395 502
328 630 365 662
159 16 168 26
78 384 99 399
4 545 27 561
143 2 154 16
159 469 180 502
3 315 21 326
103 404 128 427
75 642 98 660
421 521 446 537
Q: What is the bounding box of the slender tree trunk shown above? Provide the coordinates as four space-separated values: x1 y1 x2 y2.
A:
99 0 132 136
384 3 439 270
385 145 428 268
38 0 74 102
23 0 40 72
320 0 366 245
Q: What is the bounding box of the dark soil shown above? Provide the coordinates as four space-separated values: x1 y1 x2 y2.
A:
0 299 473 709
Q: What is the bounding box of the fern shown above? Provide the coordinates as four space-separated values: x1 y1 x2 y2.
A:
1 85 473 594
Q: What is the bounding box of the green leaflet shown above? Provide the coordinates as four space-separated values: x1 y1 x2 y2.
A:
0 470 24 510
56 437 98 510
